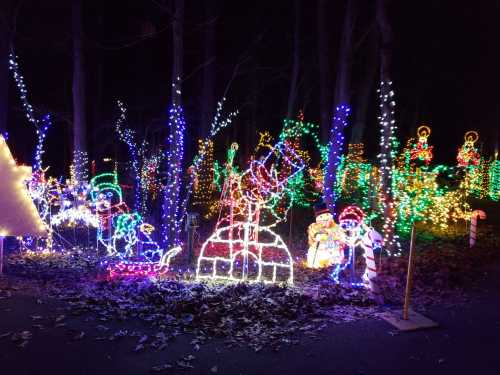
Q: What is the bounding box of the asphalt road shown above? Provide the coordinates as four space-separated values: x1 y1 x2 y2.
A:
1 265 499 375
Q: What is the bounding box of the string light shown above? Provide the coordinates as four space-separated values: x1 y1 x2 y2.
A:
335 144 375 214
178 97 238 233
72 150 89 184
377 80 400 255
8 53 52 172
50 205 99 228
324 105 350 215
114 100 148 214
208 97 239 138
192 139 217 218
162 77 186 248
489 157 500 201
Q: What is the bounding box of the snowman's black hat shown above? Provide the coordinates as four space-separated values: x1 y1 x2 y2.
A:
313 201 330 217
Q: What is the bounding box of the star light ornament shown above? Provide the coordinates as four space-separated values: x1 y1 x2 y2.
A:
0 135 48 238
196 141 305 284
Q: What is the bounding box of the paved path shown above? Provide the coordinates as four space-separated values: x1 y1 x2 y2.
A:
1 267 499 375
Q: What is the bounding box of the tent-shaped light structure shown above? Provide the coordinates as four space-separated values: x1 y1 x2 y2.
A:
0 135 48 237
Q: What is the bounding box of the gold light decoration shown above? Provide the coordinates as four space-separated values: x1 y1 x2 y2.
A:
0 135 48 237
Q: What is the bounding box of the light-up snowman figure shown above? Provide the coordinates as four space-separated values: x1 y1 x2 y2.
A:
306 203 344 268
90 172 180 277
306 204 382 289
196 141 305 284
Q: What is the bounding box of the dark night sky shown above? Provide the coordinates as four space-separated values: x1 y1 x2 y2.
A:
4 0 500 177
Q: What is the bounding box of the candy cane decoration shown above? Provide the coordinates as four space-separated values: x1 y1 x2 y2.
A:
469 209 486 248
361 228 383 286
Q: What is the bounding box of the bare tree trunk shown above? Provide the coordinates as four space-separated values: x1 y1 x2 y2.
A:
377 0 392 83
200 1 216 138
0 2 14 135
351 25 377 144
171 0 184 104
92 6 104 162
72 0 87 181
376 0 398 253
333 0 355 110
286 0 300 119
317 0 330 142
324 0 355 214
162 0 185 248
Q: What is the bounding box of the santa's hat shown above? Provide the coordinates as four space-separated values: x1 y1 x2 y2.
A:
313 201 330 217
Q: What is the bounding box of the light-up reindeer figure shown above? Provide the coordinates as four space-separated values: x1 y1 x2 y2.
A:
197 141 305 284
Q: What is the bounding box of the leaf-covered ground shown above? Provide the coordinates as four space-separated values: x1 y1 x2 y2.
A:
1 223 499 363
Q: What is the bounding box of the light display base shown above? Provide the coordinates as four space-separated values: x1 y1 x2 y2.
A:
379 309 438 331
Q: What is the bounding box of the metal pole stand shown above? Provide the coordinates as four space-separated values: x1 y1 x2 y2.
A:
185 212 199 265
380 223 438 331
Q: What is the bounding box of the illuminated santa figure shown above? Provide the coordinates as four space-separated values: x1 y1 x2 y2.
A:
307 202 343 268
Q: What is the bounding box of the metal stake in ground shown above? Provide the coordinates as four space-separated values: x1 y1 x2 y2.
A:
380 223 438 331
403 223 417 320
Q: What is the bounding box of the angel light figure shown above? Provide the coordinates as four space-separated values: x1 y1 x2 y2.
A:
196 141 305 284
410 125 434 165
457 131 480 167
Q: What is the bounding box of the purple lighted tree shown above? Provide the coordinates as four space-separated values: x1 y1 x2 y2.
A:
323 105 350 215
162 0 185 249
